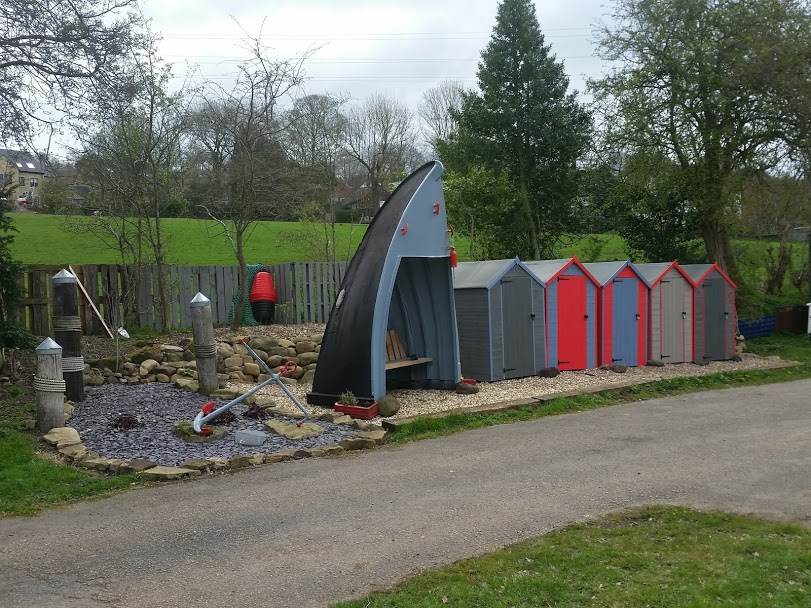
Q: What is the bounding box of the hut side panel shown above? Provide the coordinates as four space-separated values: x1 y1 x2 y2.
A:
490 284 503 380
531 281 547 370
694 284 705 360
546 279 559 368
454 289 492 381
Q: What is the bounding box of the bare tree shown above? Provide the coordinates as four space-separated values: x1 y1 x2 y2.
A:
342 93 420 217
0 0 143 148
194 22 308 329
418 80 465 155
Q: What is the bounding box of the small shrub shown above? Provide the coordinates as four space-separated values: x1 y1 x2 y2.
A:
339 390 358 406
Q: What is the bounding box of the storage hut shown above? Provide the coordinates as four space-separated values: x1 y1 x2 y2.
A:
635 262 696 364
307 161 461 407
680 263 737 361
453 258 546 381
583 261 651 367
524 257 599 371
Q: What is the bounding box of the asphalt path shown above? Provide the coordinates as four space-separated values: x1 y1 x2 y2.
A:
2 380 810 608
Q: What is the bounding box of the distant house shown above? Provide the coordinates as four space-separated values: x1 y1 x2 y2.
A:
0 149 48 205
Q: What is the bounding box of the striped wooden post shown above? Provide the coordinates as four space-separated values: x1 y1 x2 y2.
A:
52 269 85 402
34 338 65 432
190 293 218 395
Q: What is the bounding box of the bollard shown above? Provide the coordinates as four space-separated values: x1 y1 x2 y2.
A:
190 293 218 395
35 338 65 432
52 269 84 402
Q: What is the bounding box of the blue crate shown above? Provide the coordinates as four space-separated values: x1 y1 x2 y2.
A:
737 316 776 339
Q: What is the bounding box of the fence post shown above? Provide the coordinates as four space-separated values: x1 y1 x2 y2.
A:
34 338 65 432
52 269 85 402
190 293 218 395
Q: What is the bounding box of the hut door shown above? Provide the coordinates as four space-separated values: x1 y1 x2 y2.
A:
660 279 685 362
502 277 534 379
557 276 587 370
611 278 638 365
703 279 725 361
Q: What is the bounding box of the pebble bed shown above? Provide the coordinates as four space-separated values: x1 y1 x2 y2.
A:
69 382 357 466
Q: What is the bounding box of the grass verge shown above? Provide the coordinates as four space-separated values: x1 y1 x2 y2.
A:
332 505 811 608
388 333 811 444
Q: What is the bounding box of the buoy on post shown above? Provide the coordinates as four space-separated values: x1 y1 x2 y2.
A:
250 270 277 324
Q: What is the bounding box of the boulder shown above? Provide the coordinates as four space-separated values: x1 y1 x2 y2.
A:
300 370 316 385
277 339 295 349
295 341 318 354
309 333 324 344
223 355 243 368
692 359 710 366
340 437 377 451
156 374 171 383
139 359 159 375
646 359 666 367
218 343 235 359
455 381 479 395
298 352 319 366
264 420 324 440
180 459 215 471
173 420 226 442
356 429 387 445
129 345 162 364
732 354 743 362
118 458 159 473
227 454 265 468
172 377 199 392
377 395 401 417
609 364 628 374
165 352 184 363
42 427 80 447
142 466 201 480
538 367 561 378
243 362 262 377
58 443 88 462
249 337 279 352
160 344 184 353
268 346 290 357
266 355 284 367
211 388 242 400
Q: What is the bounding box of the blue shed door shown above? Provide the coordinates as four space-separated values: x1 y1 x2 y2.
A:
611 278 637 365
702 279 725 361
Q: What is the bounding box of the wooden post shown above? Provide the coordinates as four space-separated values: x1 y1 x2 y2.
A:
52 269 85 402
35 338 65 432
190 292 218 395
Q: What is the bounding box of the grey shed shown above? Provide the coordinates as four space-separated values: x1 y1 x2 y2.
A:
453 258 546 381
680 263 737 361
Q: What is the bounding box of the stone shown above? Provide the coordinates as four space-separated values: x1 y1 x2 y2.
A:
255 397 280 408
310 445 344 457
140 359 159 375
85 373 106 386
160 344 184 353
63 400 74 421
266 355 284 367
264 420 324 440
142 466 201 480
288 366 306 380
455 381 480 394
156 374 170 383
309 333 324 344
129 345 162 364
280 377 297 386
264 404 307 419
277 338 295 349
58 443 88 462
183 349 195 361
165 352 184 363
78 457 117 471
179 459 214 471
295 341 318 354
334 415 353 425
252 349 269 362
340 437 377 451
234 429 268 446
287 348 298 357
243 362 262 377
311 409 341 422
351 420 378 431
692 359 710 366
211 388 242 400
273 449 312 460
42 427 80 446
538 367 561 378
269 346 289 357
300 370 316 385
228 371 248 382
732 354 743 362
174 420 227 442
223 355 243 368
155 365 177 375
249 337 279 352
106 459 130 474
377 395 401 417
646 359 666 367
609 364 628 373
298 352 319 366
228 454 264 468
258 374 271 383
122 362 138 374
264 452 292 464
173 377 199 392
179 338 194 349
119 458 159 473
356 429 387 445
218 343 235 358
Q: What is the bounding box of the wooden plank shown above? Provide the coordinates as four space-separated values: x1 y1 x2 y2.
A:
138 266 151 328
384 358 432 371
223 266 235 325
274 263 290 323
70 264 113 338
32 270 49 335
314 262 323 323
292 263 303 324
169 265 180 329
179 266 192 328
215 266 227 324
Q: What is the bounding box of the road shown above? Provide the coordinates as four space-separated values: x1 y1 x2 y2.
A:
2 380 810 608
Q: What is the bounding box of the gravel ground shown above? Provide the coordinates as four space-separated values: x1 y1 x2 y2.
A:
69 382 356 466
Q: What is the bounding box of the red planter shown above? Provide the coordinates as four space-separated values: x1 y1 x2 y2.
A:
334 401 379 419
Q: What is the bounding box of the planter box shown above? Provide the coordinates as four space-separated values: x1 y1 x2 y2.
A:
775 306 809 334
335 401 379 419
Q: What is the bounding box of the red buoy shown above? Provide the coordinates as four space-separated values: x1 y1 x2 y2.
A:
250 270 277 324
449 247 458 268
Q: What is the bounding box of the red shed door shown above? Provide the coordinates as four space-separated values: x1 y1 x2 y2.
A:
557 275 587 370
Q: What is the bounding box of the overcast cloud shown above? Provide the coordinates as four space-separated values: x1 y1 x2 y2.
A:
143 0 607 108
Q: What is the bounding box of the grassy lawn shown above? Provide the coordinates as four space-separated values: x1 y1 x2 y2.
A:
388 333 811 444
0 382 140 517
332 505 811 608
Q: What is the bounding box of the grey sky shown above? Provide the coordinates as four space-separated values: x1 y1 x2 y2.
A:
143 0 608 109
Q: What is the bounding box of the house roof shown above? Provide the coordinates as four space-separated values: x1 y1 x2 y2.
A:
453 258 541 289
635 261 696 287
0 149 46 175
582 261 651 287
679 263 736 288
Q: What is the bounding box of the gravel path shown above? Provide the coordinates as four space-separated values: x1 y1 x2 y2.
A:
70 383 356 466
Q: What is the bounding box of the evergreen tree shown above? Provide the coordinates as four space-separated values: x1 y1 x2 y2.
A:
439 0 591 259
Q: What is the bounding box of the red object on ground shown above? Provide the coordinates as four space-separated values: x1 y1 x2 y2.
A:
449 247 458 268
250 271 276 303
461 378 476 385
334 401 379 420
201 402 216 415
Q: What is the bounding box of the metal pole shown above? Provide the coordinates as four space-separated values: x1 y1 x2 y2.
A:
190 292 218 395
35 338 65 432
52 269 84 402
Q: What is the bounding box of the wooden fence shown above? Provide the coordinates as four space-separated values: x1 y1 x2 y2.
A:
17 261 349 335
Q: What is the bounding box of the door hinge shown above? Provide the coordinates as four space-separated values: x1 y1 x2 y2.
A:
503 368 516 372
612 357 622 362
530 313 536 319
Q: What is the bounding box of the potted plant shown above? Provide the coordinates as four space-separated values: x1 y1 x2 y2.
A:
335 389 379 419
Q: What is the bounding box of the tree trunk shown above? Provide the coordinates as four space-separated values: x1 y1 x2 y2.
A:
231 233 247 331
700 216 740 282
